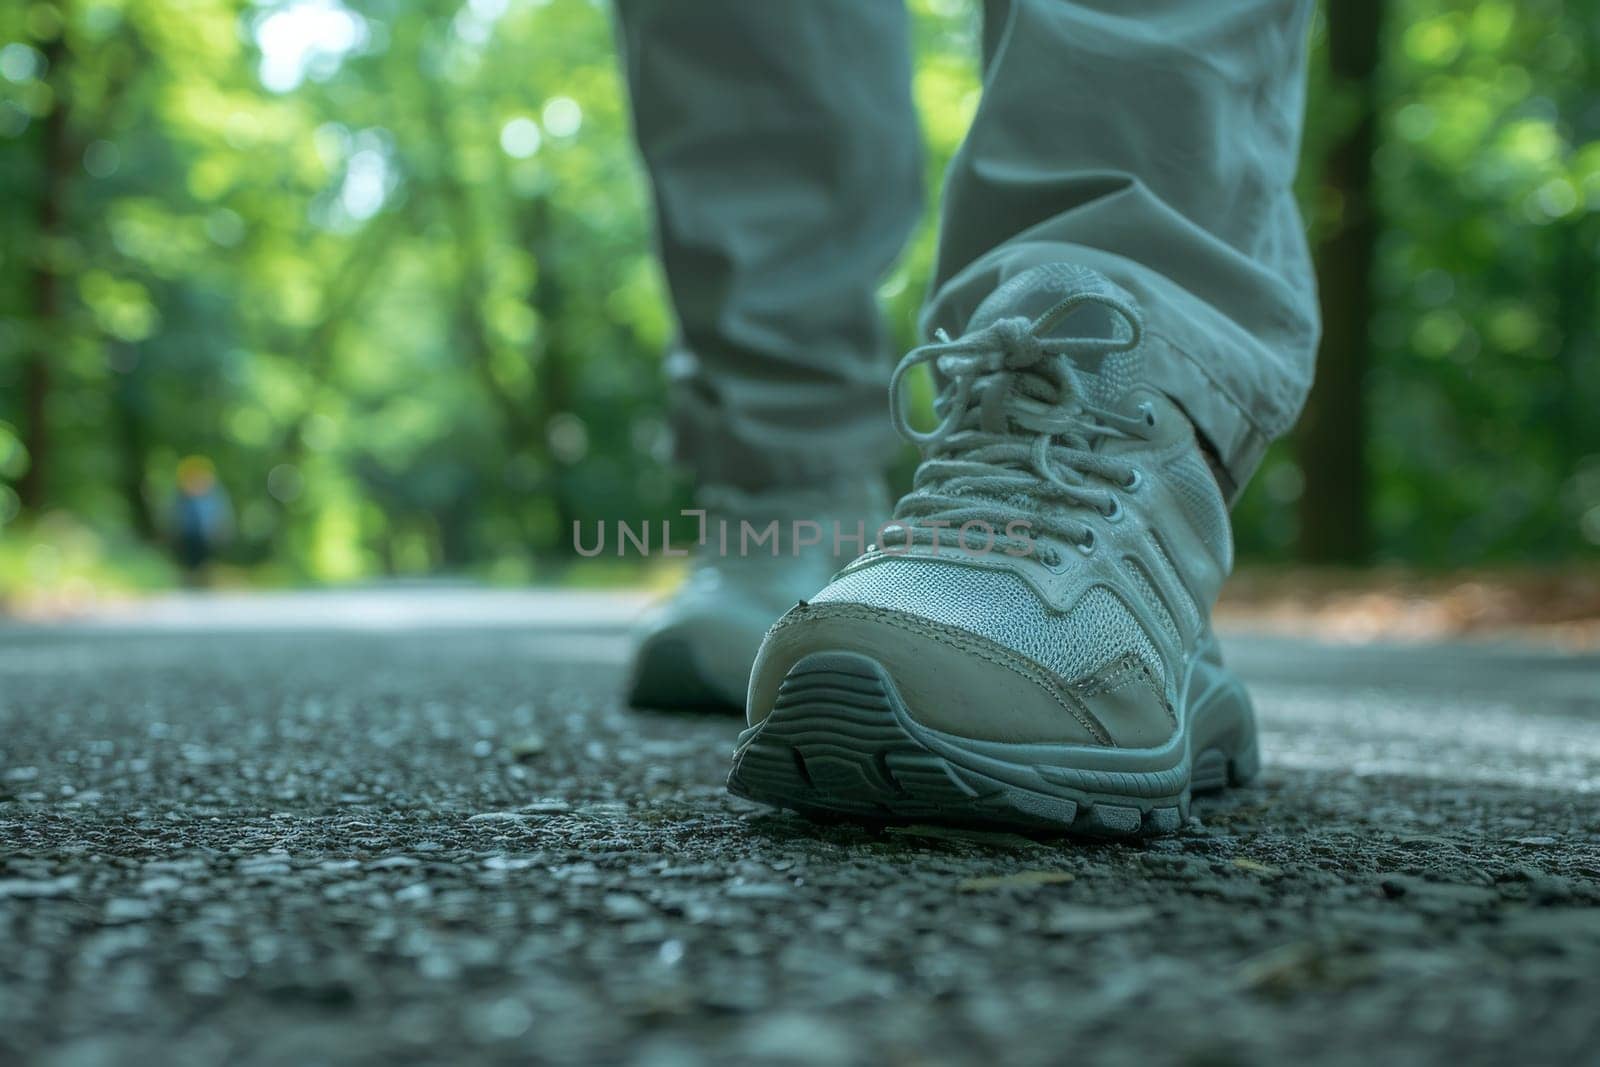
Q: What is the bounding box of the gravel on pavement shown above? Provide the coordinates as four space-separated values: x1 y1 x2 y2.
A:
2 589 1597 1066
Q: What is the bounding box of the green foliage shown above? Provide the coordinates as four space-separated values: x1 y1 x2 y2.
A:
1 0 1596 594
1234 0 1600 564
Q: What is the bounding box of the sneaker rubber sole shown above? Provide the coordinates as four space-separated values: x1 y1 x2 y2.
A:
727 640 1258 836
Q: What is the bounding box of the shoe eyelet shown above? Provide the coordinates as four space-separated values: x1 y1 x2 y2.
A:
1139 402 1157 429
1075 530 1097 556
1101 497 1123 523
1122 468 1143 492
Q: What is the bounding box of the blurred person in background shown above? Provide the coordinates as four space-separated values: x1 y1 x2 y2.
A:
619 0 1318 833
170 456 232 588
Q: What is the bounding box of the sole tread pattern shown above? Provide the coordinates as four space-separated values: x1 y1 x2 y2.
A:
729 651 1254 837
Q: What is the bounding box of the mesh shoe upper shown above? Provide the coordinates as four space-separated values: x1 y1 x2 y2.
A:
812 564 1166 694
748 265 1233 748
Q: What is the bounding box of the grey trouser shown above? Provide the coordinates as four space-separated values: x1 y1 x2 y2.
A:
616 0 1318 498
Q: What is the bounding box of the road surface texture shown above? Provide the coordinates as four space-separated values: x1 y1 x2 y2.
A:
3 589 1598 1066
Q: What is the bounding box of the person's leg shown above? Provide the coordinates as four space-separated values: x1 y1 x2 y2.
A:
929 0 1318 499
733 0 1319 832
615 0 921 710
614 0 922 491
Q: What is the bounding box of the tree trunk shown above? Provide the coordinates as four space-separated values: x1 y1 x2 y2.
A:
112 355 156 541
1554 17 1600 554
18 20 71 513
523 195 581 552
1295 0 1384 563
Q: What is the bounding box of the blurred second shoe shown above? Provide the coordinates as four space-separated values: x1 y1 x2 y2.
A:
625 481 888 712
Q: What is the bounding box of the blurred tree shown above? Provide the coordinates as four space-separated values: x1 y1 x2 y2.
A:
16 1 69 512
2 0 1597 597
1297 0 1386 563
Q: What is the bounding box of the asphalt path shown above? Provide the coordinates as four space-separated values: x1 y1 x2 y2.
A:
2 589 1597 1066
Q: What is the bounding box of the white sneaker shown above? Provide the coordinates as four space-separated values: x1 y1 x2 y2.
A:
729 265 1258 833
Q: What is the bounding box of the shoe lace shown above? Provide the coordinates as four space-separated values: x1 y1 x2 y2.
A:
884 291 1155 565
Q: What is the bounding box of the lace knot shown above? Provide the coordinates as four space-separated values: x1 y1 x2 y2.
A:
882 286 1151 560
988 316 1044 369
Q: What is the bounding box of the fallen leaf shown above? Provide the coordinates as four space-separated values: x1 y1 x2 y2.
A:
958 870 1074 892
1235 941 1319 992
1044 905 1155 933
508 734 546 761
1232 857 1283 877
467 811 531 824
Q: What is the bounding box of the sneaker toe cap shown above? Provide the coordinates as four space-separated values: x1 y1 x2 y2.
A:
750 602 1173 747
